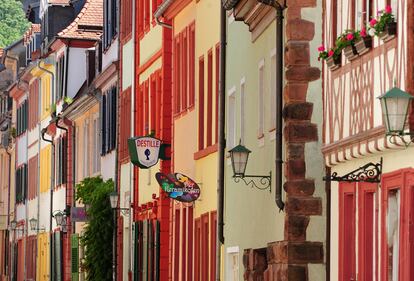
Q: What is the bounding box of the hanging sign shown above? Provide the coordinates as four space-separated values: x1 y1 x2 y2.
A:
155 172 201 202
128 136 162 168
70 207 88 222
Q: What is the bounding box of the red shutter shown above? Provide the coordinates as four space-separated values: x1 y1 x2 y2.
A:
120 88 131 161
174 37 181 114
198 56 205 151
156 72 162 137
138 0 144 37
182 208 187 281
189 23 195 108
174 209 180 281
339 182 356 281
144 0 150 31
144 80 149 134
187 206 194 281
201 213 209 281
194 218 201 281
210 211 217 281
207 50 213 147
215 44 220 144
358 183 376 281
182 29 188 111
150 75 156 134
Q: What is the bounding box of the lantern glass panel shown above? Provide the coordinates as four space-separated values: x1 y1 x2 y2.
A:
29 218 37 231
381 96 411 134
109 192 119 209
231 150 249 176
54 212 64 226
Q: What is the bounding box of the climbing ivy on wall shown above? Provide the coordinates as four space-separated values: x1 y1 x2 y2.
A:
76 177 115 281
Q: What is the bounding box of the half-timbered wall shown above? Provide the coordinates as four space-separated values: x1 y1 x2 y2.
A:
323 0 407 165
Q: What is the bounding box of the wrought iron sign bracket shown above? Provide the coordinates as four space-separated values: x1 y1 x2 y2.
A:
323 158 382 183
233 172 272 192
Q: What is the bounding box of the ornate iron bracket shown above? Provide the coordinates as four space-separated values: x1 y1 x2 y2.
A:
233 172 272 192
323 158 382 183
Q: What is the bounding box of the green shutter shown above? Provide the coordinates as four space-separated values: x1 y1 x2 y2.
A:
71 234 79 281
55 232 62 281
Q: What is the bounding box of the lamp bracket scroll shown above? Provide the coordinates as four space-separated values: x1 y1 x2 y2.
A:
233 172 272 192
323 158 382 183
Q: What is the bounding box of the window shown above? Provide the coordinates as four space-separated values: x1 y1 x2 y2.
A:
83 120 89 177
101 86 117 155
56 55 66 101
210 212 217 281
198 56 205 151
40 145 51 193
92 116 100 174
28 155 38 200
227 87 236 149
15 164 27 204
41 75 51 119
104 0 118 49
28 79 39 130
258 60 264 138
120 0 133 42
17 100 28 136
270 51 276 130
26 236 37 280
119 88 132 162
240 79 245 144
201 214 209 281
174 23 196 115
56 136 67 187
226 247 240 281
387 190 400 281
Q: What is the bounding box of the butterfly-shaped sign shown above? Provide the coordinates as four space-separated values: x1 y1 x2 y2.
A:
155 172 201 202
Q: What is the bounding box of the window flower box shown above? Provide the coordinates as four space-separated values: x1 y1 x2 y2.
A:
326 55 341 71
378 21 397 42
343 45 358 61
354 35 372 55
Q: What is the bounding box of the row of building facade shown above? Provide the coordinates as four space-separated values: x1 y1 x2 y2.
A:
0 0 413 280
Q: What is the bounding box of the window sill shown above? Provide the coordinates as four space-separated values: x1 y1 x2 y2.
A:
194 143 218 160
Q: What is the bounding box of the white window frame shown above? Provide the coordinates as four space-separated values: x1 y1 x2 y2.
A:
226 246 240 281
240 77 246 145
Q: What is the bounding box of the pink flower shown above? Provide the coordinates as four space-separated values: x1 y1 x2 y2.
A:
328 50 334 57
385 5 392 14
346 33 354 41
370 18 377 27
360 28 367 37
318 45 325 52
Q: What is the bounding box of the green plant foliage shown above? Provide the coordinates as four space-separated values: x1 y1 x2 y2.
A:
75 177 115 281
0 0 30 48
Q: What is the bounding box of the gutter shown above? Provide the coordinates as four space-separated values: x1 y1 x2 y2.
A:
41 127 55 281
154 0 174 28
216 5 226 281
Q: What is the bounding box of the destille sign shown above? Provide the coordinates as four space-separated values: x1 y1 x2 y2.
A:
128 136 162 168
155 172 201 202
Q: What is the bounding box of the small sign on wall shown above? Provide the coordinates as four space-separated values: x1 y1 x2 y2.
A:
155 172 201 202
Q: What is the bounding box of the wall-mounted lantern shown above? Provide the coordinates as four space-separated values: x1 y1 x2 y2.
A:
29 218 45 232
52 210 69 233
109 192 130 216
379 87 414 145
229 143 272 192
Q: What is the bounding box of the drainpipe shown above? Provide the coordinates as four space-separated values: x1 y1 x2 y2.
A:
216 4 226 281
41 127 55 281
154 0 174 28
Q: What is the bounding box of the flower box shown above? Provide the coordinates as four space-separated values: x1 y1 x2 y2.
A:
354 36 372 55
378 21 397 42
326 56 341 71
343 45 358 61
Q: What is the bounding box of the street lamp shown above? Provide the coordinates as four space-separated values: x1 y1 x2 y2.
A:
29 218 45 231
379 87 414 146
52 210 68 233
229 143 272 191
10 220 17 230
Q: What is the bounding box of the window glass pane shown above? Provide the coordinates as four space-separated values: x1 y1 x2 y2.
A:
387 190 400 281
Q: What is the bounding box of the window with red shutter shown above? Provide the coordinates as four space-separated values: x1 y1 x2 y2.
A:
210 211 217 281
144 80 150 134
201 213 209 281
120 0 132 42
189 23 195 108
182 30 188 111
174 209 180 281
174 37 181 114
194 218 201 281
119 88 131 161
215 44 220 144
